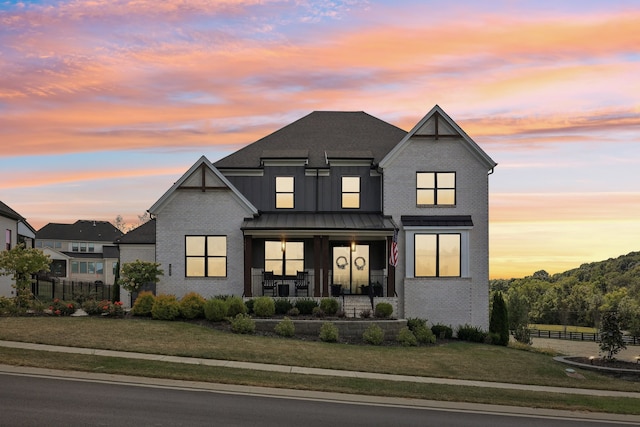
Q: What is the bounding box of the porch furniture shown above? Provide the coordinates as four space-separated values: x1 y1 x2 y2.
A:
262 271 277 296
278 283 290 297
294 271 309 296
331 284 342 297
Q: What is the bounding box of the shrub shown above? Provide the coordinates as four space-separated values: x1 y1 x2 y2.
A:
312 307 325 318
230 313 255 334
132 291 155 317
48 299 76 316
226 296 247 317
362 324 385 345
82 299 103 316
414 324 436 344
0 296 17 315
253 296 276 317
431 323 453 339
287 307 300 316
374 302 393 318
457 324 488 343
319 322 339 342
319 298 339 316
151 294 181 321
359 309 371 319
397 327 418 346
244 298 254 314
295 298 318 315
489 292 509 346
274 298 293 315
204 298 228 322
274 317 295 337
406 317 427 332
179 292 206 319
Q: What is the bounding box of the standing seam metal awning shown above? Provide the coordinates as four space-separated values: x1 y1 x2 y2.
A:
242 213 395 236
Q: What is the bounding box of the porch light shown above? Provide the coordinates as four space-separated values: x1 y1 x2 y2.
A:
281 240 286 252
351 241 356 252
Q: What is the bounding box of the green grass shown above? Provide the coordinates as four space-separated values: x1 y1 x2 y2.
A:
530 324 598 333
1 317 639 414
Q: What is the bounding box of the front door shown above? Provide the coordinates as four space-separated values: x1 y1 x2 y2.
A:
332 245 369 294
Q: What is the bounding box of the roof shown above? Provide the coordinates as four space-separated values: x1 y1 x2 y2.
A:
103 245 120 259
214 111 407 169
242 213 395 236
401 215 474 227
0 201 22 220
36 220 123 242
115 219 156 244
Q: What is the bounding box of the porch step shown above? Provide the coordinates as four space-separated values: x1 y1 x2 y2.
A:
339 296 398 318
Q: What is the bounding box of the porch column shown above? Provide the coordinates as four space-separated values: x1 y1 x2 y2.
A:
322 236 330 296
387 235 396 297
243 235 253 297
313 236 322 297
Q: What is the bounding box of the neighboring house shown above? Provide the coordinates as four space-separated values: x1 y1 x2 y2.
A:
35 220 123 286
0 201 37 297
148 106 497 328
115 219 156 301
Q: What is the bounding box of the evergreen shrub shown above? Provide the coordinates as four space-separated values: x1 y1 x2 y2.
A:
319 322 339 342
179 292 206 319
295 298 318 315
397 327 418 346
151 294 181 321
132 291 155 317
226 296 247 317
204 298 228 322
253 296 276 317
374 302 393 318
319 298 339 316
362 324 385 345
274 317 295 337
230 313 255 334
431 323 453 339
274 298 293 315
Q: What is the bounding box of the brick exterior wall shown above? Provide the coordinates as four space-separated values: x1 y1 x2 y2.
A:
383 136 491 330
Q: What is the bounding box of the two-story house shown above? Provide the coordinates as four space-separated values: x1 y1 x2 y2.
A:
0 201 37 297
148 105 496 328
36 220 123 285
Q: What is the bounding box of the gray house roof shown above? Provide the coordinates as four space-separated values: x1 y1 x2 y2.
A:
36 220 123 242
115 219 156 244
214 111 408 169
0 201 22 220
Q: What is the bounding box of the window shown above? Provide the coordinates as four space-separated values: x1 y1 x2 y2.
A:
71 261 79 274
5 229 11 250
415 234 460 277
342 176 360 209
80 242 87 252
88 243 95 252
72 242 79 252
113 262 118 275
416 172 456 205
88 262 95 274
186 236 227 277
265 241 304 276
79 262 88 274
275 176 294 209
96 262 104 275
55 241 62 249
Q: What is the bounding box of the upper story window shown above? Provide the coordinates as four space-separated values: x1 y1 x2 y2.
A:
72 242 78 252
275 176 294 209
341 176 360 209
5 229 11 250
416 172 456 206
88 243 95 252
185 235 227 277
414 233 461 277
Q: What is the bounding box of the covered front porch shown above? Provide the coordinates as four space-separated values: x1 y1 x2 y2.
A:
241 213 398 299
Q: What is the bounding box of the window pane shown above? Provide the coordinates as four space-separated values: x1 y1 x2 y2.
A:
342 193 360 208
437 189 455 205
265 260 283 276
72 242 79 252
415 234 437 277
207 236 226 257
186 258 205 277
438 173 455 188
439 234 460 277
285 242 304 259
71 261 79 274
265 241 282 260
286 260 304 276
88 262 95 274
276 176 294 192
417 172 434 188
417 189 435 205
276 193 294 209
80 243 86 252
96 262 104 275
186 236 205 256
207 258 226 277
342 176 360 192
80 262 88 274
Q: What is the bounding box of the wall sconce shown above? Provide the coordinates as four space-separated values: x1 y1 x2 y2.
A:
351 241 356 252
281 240 286 252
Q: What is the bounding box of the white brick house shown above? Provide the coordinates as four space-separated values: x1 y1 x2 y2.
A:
145 105 496 329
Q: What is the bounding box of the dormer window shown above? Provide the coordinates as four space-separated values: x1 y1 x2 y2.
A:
417 172 456 206
275 176 294 209
342 176 360 209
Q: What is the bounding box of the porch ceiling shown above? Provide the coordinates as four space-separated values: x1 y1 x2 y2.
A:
242 212 395 237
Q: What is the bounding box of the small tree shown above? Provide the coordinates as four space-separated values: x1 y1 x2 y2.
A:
489 292 509 346
599 311 626 361
119 260 163 293
0 244 50 308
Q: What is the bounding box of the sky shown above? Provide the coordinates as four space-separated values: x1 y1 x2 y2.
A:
1 0 639 279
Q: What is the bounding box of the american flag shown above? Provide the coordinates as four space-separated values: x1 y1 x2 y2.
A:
389 229 398 267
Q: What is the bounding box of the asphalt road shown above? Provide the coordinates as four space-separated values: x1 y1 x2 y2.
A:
1 372 635 427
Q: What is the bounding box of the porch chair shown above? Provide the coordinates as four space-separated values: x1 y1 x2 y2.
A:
294 271 309 297
262 271 277 296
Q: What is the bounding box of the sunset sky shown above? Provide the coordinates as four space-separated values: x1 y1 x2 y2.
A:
1 0 639 279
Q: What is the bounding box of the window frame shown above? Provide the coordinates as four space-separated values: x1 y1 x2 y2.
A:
404 227 470 278
275 176 295 209
414 233 461 278
341 176 361 209
185 235 227 278
416 172 456 206
264 241 304 276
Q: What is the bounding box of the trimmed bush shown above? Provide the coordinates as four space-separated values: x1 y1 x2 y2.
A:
180 292 206 319
204 298 228 322
406 317 427 331
48 299 76 316
319 322 339 342
82 299 103 316
151 294 181 321
253 296 276 317
374 302 393 318
431 323 453 339
230 313 255 334
295 298 318 315
244 299 254 314
132 291 155 317
362 324 385 345
274 298 293 315
489 292 509 346
226 296 247 317
312 307 325 318
457 324 488 343
319 298 339 316
414 324 436 344
287 307 300 317
274 317 295 337
397 327 418 346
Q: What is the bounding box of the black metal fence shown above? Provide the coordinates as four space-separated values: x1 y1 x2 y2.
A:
529 328 640 346
32 277 114 302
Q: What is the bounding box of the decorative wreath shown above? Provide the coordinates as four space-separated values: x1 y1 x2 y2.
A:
354 256 366 270
335 256 348 269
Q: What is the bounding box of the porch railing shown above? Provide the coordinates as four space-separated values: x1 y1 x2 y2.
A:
251 270 388 297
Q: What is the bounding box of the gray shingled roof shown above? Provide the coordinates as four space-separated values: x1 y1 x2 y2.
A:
214 111 407 169
0 201 23 220
36 220 123 242
115 219 156 244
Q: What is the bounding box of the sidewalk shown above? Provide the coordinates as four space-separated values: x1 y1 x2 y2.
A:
1 339 639 399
